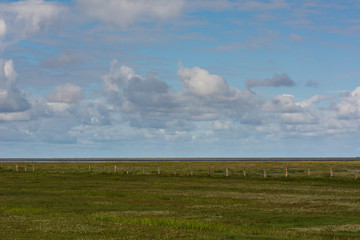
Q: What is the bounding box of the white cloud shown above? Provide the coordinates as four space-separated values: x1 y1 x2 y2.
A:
0 59 30 113
11 0 62 35
178 66 229 96
46 83 83 103
333 87 360 119
103 60 139 93
102 62 259 128
0 0 63 47
77 0 185 28
297 95 329 108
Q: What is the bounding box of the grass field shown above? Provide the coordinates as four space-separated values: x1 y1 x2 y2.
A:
0 161 360 239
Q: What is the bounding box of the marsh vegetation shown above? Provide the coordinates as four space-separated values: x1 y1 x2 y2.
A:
0 161 359 239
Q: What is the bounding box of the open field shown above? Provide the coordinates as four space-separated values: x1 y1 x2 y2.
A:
1 161 360 239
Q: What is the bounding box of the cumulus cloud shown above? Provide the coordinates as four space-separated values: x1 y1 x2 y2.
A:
102 61 259 128
46 83 83 103
102 61 180 128
178 66 229 96
77 0 185 28
102 60 145 109
245 73 295 88
0 59 30 113
333 87 360 119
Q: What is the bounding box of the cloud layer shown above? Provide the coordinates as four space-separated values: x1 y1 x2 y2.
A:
0 0 359 157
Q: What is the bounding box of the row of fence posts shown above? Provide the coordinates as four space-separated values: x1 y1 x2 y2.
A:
1 163 359 179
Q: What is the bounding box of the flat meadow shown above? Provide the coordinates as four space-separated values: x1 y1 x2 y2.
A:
0 161 359 239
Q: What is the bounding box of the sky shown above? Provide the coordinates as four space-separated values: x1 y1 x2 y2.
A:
0 0 360 158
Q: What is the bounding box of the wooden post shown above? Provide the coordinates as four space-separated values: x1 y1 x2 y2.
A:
16 165 18 172
174 166 177 175
243 168 247 177
101 165 104 173
285 168 288 178
157 166 160 175
127 167 131 174
24 164 27 172
32 164 35 172
8 165 11 171
89 165 91 173
330 167 334 177
42 165 45 171
208 166 210 176
142 167 145 174
225 168 229 177
264 168 267 178
114 165 117 173
307 168 311 176
77 165 79 171
54 164 56 170
355 169 359 180
190 166 193 176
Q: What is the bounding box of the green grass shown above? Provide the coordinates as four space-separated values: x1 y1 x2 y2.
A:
0 161 359 239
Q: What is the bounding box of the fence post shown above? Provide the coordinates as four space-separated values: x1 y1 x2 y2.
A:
330 167 334 177
226 168 229 177
190 166 193 176
208 167 210 176
143 167 145 175
89 165 91 173
285 168 288 178
264 168 267 178
16 165 18 172
114 165 117 173
24 164 27 172
174 166 177 175
54 164 56 170
32 164 35 172
101 165 104 173
8 165 11 171
307 168 311 176
42 165 45 171
355 170 359 180
243 168 247 177
77 165 79 171
157 166 160 175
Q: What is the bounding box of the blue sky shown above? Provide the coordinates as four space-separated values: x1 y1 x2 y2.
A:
0 0 360 158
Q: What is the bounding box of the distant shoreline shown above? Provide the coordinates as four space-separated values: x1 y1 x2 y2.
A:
0 157 359 163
